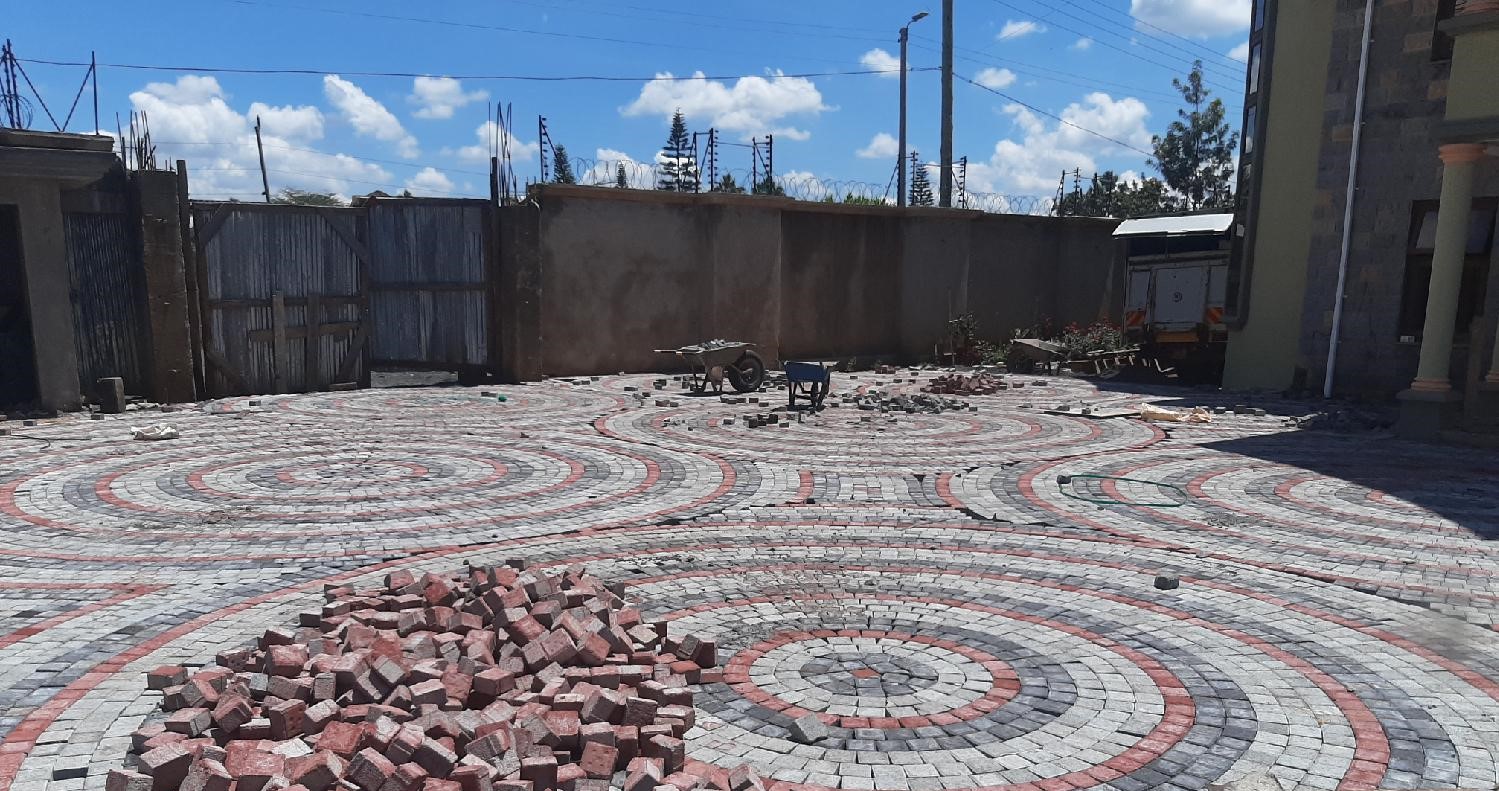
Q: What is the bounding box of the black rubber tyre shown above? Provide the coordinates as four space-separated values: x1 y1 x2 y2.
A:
1006 348 1037 375
727 351 766 393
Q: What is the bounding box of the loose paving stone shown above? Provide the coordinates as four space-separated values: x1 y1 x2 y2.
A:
0 373 1496 791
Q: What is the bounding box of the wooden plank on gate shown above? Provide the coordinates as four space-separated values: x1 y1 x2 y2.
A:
316 207 372 264
337 319 371 385
203 345 251 394
271 292 288 394
305 293 322 392
195 202 235 247
247 321 359 343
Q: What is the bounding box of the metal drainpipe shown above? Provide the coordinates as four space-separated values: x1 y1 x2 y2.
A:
1323 0 1376 399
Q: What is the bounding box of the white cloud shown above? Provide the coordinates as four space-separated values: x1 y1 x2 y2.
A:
860 48 903 79
1227 41 1251 63
998 20 1046 40
622 71 828 141
856 132 899 160
975 68 1018 90
450 120 539 163
248 102 324 142
965 92 1153 195
1131 0 1250 37
1072 37 1094 51
404 167 454 195
322 75 419 158
129 75 393 200
409 77 489 120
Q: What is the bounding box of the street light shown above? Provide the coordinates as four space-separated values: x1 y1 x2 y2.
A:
897 11 929 208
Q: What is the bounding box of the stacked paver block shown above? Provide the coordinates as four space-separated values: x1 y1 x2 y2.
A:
923 374 1005 396
111 564 759 791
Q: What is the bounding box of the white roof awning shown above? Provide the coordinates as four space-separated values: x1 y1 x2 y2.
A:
1112 213 1234 237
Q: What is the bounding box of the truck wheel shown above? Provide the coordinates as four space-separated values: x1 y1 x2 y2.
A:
727 351 766 393
1006 348 1036 375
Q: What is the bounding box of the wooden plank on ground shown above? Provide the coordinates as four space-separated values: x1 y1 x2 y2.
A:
271 292 288 394
337 319 371 384
203 345 251 394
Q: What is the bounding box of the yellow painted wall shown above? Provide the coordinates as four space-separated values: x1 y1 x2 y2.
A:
1446 28 1499 123
1223 0 1337 391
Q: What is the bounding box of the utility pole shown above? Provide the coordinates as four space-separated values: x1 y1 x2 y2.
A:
897 11 928 208
254 115 271 202
939 0 954 208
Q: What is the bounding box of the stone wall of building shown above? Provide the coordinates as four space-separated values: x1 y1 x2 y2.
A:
1298 0 1499 397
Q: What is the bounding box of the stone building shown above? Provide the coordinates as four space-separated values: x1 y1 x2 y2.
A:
1222 0 1499 438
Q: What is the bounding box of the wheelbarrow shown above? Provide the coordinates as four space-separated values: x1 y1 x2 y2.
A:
1005 338 1067 375
653 340 766 394
784 361 831 410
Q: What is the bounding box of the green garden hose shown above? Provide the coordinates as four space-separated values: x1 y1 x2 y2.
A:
1057 473 1187 508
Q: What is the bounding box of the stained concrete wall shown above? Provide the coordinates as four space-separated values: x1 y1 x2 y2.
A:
517 185 1120 379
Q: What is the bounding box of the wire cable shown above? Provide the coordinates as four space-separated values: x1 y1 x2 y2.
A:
21 57 933 83
956 74 1155 157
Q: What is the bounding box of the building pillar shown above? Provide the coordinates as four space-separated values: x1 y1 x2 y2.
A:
1398 143 1488 438
1411 144 1486 390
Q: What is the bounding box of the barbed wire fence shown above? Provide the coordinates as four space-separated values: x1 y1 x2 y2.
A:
556 155 1054 217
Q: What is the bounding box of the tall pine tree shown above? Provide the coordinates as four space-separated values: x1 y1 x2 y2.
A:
552 145 576 184
909 153 934 207
1149 61 1238 211
615 163 628 188
656 110 699 192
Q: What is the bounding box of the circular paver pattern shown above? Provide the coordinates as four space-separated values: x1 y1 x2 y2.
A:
949 435 1499 628
1 374 1497 791
0 412 789 565
596 404 1164 471
10 513 1498 791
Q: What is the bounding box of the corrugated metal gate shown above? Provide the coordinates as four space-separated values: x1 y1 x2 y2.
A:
190 198 498 397
65 210 151 394
192 202 369 397
366 198 495 375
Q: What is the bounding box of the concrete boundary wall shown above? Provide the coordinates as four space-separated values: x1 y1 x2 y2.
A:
504 185 1120 381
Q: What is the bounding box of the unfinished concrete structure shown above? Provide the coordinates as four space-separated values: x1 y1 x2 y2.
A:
0 130 115 412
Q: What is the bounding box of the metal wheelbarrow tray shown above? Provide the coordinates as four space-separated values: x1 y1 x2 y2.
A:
653 340 766 394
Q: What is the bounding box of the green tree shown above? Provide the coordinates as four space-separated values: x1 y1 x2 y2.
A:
752 175 785 196
841 193 885 206
909 155 933 207
270 188 345 206
1055 171 1174 218
656 110 699 192
1149 60 1238 211
553 145 576 184
712 173 745 194
615 163 628 188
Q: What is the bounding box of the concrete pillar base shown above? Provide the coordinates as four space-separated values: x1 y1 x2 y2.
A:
1396 387 1464 440
1478 380 1499 420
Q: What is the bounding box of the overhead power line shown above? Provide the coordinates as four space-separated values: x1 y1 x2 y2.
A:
956 73 1155 157
1017 0 1246 83
979 0 1240 94
1067 0 1248 68
21 57 932 83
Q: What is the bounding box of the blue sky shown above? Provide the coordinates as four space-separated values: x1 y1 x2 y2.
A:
12 0 1250 204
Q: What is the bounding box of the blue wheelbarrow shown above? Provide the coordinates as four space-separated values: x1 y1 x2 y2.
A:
784 361 831 410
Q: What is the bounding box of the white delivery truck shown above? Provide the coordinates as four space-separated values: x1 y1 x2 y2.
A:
1112 214 1234 384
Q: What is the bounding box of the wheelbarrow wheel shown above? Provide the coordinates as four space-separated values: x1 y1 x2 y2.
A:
727 351 766 393
1006 347 1037 375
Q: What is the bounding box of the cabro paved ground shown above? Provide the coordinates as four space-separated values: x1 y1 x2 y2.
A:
1 372 1497 791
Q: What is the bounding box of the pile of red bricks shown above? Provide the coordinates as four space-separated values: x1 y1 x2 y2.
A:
110 563 765 791
924 374 1006 396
